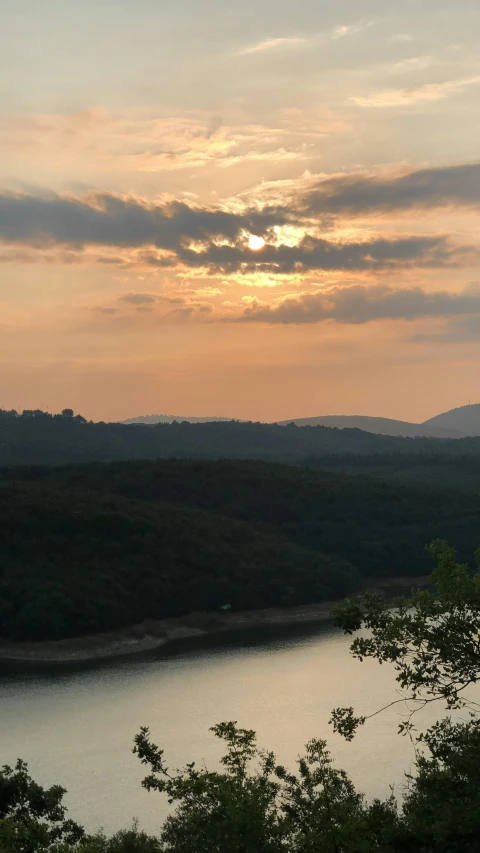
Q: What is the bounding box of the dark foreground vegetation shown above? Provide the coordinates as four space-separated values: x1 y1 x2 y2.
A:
2 460 480 641
3 542 480 852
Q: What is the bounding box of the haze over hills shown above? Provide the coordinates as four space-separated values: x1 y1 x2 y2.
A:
280 405 480 437
122 404 480 438
122 414 241 425
275 415 465 439
423 403 480 434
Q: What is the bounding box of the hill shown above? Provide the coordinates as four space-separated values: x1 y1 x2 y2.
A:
4 409 480 469
117 403 480 436
122 414 240 425
0 468 354 641
305 452 480 494
423 403 480 436
275 415 462 438
1 459 479 641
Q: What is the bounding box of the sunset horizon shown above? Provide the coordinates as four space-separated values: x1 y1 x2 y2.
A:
2 0 480 421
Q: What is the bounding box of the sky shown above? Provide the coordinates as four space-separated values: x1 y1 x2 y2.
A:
2 0 480 422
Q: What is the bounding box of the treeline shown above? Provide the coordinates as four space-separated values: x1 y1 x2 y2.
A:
1 459 479 641
3 408 480 469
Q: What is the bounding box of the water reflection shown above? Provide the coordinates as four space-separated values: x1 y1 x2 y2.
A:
0 620 467 834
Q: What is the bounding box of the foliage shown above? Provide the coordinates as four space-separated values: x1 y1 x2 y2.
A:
400 717 480 852
72 824 163 853
0 759 84 853
331 539 480 738
133 722 399 853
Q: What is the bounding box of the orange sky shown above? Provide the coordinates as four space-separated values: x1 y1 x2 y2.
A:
2 0 480 421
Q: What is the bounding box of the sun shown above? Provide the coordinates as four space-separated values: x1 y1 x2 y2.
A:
248 234 266 251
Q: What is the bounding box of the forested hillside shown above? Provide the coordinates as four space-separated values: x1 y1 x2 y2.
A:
305 452 480 493
0 480 355 641
3 408 480 468
1 459 479 641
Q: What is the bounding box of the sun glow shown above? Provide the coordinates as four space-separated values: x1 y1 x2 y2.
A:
248 234 266 251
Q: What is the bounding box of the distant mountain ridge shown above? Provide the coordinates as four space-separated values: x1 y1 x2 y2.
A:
122 404 480 438
275 415 465 439
122 414 241 425
422 403 480 434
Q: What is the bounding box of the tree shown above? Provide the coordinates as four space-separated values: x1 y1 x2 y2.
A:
399 717 480 852
128 539 480 851
61 409 74 419
330 540 480 741
133 722 399 853
69 824 163 853
0 759 84 853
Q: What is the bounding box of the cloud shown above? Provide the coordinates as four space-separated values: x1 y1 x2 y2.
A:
351 75 480 107
98 306 119 315
236 37 308 56
391 56 434 75
236 20 372 57
0 112 238 172
332 21 374 39
388 34 413 43
217 148 302 168
177 234 467 274
295 162 480 216
91 291 216 322
118 291 186 306
236 21 375 56
332 26 350 39
119 291 157 305
0 184 477 274
0 191 267 250
1 110 331 176
236 283 480 325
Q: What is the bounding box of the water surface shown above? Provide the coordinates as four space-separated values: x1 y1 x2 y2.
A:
0 621 455 835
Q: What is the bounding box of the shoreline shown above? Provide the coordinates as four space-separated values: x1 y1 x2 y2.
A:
0 603 334 666
0 576 427 667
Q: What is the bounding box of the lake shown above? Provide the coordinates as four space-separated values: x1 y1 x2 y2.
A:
0 621 457 836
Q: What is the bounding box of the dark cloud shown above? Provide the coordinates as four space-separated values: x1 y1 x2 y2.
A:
296 163 480 217
237 283 480 325
95 255 126 265
118 292 186 308
137 251 179 268
178 234 469 273
119 292 157 305
0 192 277 250
0 166 479 275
